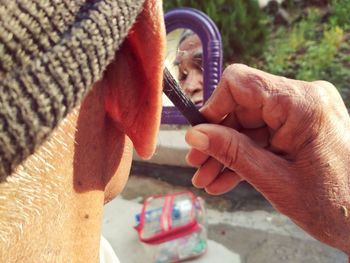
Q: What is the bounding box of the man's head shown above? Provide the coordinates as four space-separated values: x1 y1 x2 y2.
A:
174 30 204 106
0 0 165 261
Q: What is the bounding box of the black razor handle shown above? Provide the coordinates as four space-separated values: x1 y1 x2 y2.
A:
163 67 208 126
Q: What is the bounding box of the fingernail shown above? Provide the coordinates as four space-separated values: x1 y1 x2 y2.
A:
186 129 209 151
192 171 202 188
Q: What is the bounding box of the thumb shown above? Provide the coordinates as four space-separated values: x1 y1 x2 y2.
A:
185 124 293 192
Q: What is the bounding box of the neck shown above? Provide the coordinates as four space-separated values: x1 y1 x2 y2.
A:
0 109 104 262
0 81 132 262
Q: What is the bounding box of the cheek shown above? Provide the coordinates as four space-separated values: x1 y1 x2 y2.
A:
104 136 133 203
196 71 203 85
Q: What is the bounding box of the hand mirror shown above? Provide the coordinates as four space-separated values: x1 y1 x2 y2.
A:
162 8 223 124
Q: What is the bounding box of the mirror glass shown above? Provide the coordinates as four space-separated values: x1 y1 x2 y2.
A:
163 29 204 107
161 7 223 124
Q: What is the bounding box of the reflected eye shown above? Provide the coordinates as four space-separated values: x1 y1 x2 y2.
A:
193 57 203 72
179 69 188 82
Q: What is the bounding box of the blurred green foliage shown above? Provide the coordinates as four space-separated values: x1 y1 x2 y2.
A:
296 26 344 81
330 0 350 29
258 9 345 78
255 4 350 105
259 9 321 76
163 0 269 63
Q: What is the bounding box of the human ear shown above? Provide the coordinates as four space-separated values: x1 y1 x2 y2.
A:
103 0 166 159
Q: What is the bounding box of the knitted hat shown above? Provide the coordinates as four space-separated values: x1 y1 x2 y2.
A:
0 0 144 179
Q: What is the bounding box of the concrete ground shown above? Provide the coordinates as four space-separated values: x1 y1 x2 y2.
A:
105 126 347 262
102 175 347 263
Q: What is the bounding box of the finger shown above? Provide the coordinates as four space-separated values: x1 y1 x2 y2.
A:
201 64 293 130
199 77 238 124
186 124 292 192
241 127 270 148
220 112 241 129
192 157 223 188
236 107 265 129
205 169 242 195
186 148 209 167
186 112 242 167
188 126 270 187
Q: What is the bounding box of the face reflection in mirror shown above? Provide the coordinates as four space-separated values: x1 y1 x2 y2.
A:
174 30 203 106
164 29 204 107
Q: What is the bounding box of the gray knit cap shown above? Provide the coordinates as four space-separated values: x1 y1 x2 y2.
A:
0 0 145 179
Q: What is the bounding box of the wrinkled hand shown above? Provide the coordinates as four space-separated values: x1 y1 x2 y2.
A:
185 64 350 254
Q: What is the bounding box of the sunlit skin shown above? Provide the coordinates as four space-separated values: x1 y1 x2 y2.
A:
0 1 349 261
185 64 350 255
0 0 165 261
174 34 204 106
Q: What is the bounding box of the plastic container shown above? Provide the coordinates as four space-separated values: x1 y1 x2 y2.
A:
134 191 207 263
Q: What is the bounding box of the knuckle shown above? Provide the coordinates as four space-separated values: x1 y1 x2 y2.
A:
312 80 336 91
273 77 298 96
310 81 330 95
311 80 349 117
217 134 239 169
283 81 324 112
306 81 333 108
224 63 246 75
310 80 337 100
222 64 247 81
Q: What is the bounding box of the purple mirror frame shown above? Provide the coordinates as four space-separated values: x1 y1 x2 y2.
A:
161 8 223 124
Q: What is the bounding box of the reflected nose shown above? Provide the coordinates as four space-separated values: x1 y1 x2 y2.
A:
183 71 202 97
